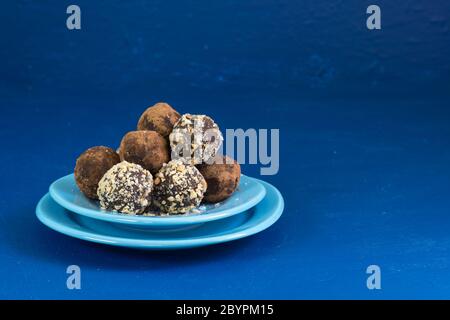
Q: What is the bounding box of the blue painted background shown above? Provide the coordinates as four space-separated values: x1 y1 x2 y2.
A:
0 1 450 299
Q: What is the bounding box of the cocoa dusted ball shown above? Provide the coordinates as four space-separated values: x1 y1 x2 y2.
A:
197 155 241 203
137 102 181 138
152 159 207 214
74 146 120 199
119 130 170 175
169 114 223 165
97 161 153 214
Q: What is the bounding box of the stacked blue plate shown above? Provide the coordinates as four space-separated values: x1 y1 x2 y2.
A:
36 174 284 250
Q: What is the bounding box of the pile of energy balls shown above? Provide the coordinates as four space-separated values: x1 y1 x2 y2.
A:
74 103 241 215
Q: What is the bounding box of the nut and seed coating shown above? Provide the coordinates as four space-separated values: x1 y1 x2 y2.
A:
169 114 223 165
152 159 207 214
97 161 153 215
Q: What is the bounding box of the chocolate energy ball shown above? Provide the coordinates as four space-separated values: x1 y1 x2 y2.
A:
137 102 181 138
152 159 207 214
197 155 241 203
119 130 170 175
74 146 120 199
97 161 153 214
169 114 223 165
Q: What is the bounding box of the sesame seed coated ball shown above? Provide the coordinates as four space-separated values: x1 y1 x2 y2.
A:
97 161 153 215
169 114 223 165
152 159 207 214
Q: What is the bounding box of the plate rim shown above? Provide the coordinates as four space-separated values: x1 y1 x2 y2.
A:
49 174 266 226
37 180 284 250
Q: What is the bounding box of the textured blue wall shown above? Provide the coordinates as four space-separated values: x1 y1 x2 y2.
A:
1 0 449 99
1 1 450 299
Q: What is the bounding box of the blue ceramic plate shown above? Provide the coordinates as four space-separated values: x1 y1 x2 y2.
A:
37 180 284 250
49 174 266 228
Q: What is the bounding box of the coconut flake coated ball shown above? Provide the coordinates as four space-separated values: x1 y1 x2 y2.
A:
152 159 207 214
197 155 241 203
137 102 181 138
74 146 120 199
119 130 170 175
169 114 223 165
97 161 153 214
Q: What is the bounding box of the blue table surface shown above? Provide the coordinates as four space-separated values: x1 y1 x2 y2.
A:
1 0 450 300
0 93 449 299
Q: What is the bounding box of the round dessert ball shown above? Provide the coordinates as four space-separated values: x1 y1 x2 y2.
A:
119 130 170 175
137 102 181 138
74 146 120 199
97 161 153 214
169 114 223 165
152 159 207 214
197 155 241 203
